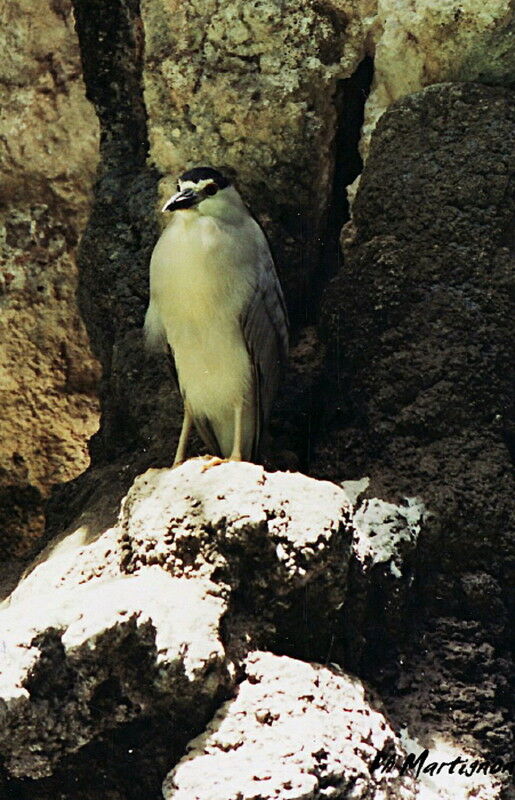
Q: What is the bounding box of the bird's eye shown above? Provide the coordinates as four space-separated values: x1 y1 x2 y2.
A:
204 183 218 196
176 183 180 192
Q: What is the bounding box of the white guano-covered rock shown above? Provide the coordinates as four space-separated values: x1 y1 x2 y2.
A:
0 566 229 778
163 651 417 800
119 460 354 603
0 460 358 779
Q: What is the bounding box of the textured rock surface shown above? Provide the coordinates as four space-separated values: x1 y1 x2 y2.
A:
2 2 514 799
0 463 341 782
0 460 429 796
0 0 100 558
0 570 228 778
163 651 416 800
56 0 515 493
361 0 515 164
70 0 180 477
141 0 515 243
315 81 514 759
119 461 351 601
341 489 429 672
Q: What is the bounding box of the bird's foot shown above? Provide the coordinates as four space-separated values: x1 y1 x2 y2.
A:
199 453 243 472
200 455 227 472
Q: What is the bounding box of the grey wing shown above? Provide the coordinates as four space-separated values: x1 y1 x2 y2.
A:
241 234 289 459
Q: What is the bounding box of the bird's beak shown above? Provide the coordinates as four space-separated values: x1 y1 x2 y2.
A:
162 188 200 212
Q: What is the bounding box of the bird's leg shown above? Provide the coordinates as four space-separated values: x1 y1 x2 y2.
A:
229 402 243 461
201 402 244 472
173 404 193 467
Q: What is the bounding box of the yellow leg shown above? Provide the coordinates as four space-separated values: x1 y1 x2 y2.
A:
173 405 193 467
229 402 243 461
201 403 243 471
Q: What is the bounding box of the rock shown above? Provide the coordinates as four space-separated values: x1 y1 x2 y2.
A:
0 458 429 793
140 0 515 238
0 0 99 208
163 651 417 800
316 81 514 759
0 0 100 558
119 461 352 606
352 496 427 578
396 728 508 800
360 0 515 164
2 3 514 798
60 0 515 499
70 1 179 475
0 569 229 778
342 493 428 671
318 81 514 566
0 460 359 784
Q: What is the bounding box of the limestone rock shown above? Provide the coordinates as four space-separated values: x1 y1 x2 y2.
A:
0 458 428 790
0 461 355 783
163 651 417 800
0 0 101 557
361 0 515 163
141 0 514 232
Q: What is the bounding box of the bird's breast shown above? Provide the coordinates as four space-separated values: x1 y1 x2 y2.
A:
150 214 254 327
149 213 255 415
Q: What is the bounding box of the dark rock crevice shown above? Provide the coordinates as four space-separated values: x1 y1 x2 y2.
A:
1 714 215 800
282 56 374 473
38 0 186 583
317 55 374 291
72 0 148 168
71 0 166 467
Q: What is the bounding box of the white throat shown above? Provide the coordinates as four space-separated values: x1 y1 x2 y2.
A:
196 185 248 223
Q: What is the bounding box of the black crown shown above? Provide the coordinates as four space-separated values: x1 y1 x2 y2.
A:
179 166 230 189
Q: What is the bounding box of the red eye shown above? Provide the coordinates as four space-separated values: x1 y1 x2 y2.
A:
204 183 218 196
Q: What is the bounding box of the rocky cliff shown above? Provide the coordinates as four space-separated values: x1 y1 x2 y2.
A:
0 1 513 799
0 0 100 570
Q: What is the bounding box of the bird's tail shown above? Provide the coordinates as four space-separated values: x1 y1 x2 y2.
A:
143 301 167 353
193 415 222 458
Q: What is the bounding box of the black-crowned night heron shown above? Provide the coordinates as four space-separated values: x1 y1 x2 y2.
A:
144 166 288 466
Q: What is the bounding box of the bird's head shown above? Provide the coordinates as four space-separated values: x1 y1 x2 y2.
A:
162 166 244 221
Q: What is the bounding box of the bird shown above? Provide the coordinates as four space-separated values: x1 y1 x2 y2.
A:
144 166 288 466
